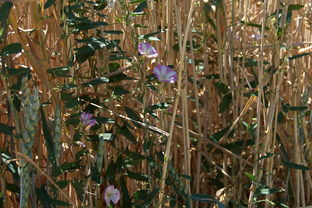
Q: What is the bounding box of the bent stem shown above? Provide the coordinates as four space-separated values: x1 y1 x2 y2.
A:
157 0 195 207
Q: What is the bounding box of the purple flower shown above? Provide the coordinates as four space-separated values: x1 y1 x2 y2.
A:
138 42 158 58
80 112 96 127
153 64 178 83
104 185 120 206
250 34 262 41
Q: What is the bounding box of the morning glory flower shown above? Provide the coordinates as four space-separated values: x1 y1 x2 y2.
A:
138 41 158 58
104 185 120 206
80 112 96 127
153 64 178 83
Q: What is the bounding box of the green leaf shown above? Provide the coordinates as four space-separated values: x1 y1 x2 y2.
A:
74 148 87 161
52 161 81 177
191 194 226 207
0 2 13 22
51 199 71 207
81 77 109 87
150 102 170 110
288 4 304 11
60 83 77 90
61 92 74 100
91 164 101 184
1 43 22 56
36 184 71 207
115 154 124 172
120 177 132 206
140 30 162 41
44 0 55 9
13 94 21 111
73 129 83 142
133 189 149 201
205 74 220 80
47 67 70 77
73 21 107 31
108 73 136 83
130 0 146 3
99 133 113 141
118 125 137 144
105 161 116 182
240 20 270 30
257 187 282 195
71 180 84 201
258 153 274 161
65 116 80 126
64 97 80 108
0 123 14 135
8 67 31 76
144 187 159 205
76 38 115 49
125 107 142 128
75 45 95 63
56 180 69 189
104 30 123 34
94 117 115 124
124 148 145 160
132 188 160 206
109 53 129 61
5 182 19 195
283 162 309 170
282 103 307 112
245 172 257 181
222 139 254 154
36 185 52 208
0 27 4 40
210 126 230 142
126 170 149 181
40 107 57 169
288 52 311 61
1 152 19 180
134 1 147 13
219 93 232 113
190 194 216 202
111 86 129 96
214 81 230 94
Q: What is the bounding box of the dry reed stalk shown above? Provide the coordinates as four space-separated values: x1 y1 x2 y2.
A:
9 6 58 104
1 0 312 207
157 0 195 206
180 1 192 203
189 28 203 208
248 0 269 207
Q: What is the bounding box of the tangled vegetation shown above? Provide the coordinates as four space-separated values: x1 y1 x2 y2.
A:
1 0 312 207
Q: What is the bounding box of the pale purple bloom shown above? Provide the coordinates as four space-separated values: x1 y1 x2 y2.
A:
104 185 120 206
80 112 96 127
138 42 158 58
250 34 262 41
153 64 178 83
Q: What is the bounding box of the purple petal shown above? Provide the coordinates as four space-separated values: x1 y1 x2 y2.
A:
138 42 158 58
110 189 120 204
104 185 115 205
86 119 97 126
104 185 114 195
80 112 96 126
85 115 93 122
152 65 161 75
104 196 111 206
80 112 87 120
153 65 177 83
